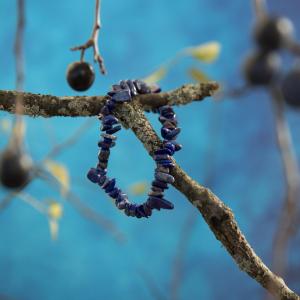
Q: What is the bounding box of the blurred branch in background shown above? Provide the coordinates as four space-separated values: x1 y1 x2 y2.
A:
269 86 300 278
0 119 126 243
70 0 106 74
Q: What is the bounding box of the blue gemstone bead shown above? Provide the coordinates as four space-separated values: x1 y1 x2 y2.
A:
153 154 171 161
143 203 152 216
126 80 138 96
98 175 107 186
103 178 116 193
156 160 175 168
112 90 131 102
106 125 121 135
109 187 120 198
147 196 174 210
152 180 168 189
112 84 122 91
154 148 173 156
155 171 175 184
87 168 101 183
133 80 151 94
170 141 183 151
164 142 176 152
161 127 181 140
98 141 115 149
100 105 111 116
106 100 116 110
101 124 112 132
103 115 118 126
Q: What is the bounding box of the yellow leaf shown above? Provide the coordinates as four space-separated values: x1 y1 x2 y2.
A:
0 118 12 133
48 201 63 220
188 68 210 82
187 41 221 63
44 160 70 196
129 181 148 196
143 67 167 84
49 219 59 241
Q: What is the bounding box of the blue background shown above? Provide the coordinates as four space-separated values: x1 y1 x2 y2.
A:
0 0 300 299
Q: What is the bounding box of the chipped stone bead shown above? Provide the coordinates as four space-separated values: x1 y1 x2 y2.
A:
112 84 122 91
104 179 116 193
101 133 117 140
152 180 168 189
101 124 112 132
156 166 169 173
148 190 164 197
143 203 152 216
98 141 115 149
163 142 176 153
155 171 175 184
151 186 164 193
106 100 116 110
161 127 181 140
98 175 107 186
133 80 151 94
112 89 131 102
154 148 173 156
153 154 171 161
126 80 138 96
100 105 110 116
103 115 118 126
98 161 108 169
87 168 101 183
109 188 120 199
106 125 121 135
98 150 110 162
170 141 182 152
147 196 174 210
156 160 175 168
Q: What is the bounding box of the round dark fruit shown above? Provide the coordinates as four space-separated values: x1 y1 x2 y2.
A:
0 147 32 189
243 51 281 86
66 61 95 91
281 67 300 108
253 16 294 51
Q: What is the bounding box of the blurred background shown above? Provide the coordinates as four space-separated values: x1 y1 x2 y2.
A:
0 0 300 299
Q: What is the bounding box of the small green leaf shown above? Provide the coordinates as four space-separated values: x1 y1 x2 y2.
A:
187 41 221 63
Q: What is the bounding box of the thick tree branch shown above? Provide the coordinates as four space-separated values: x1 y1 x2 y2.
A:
0 82 218 117
0 82 298 299
113 101 299 300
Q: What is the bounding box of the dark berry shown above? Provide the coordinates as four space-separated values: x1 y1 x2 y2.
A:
281 67 300 108
66 61 95 91
243 51 281 86
253 16 294 51
0 148 32 189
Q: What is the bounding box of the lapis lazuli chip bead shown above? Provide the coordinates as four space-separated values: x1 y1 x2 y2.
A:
112 89 131 102
106 125 122 135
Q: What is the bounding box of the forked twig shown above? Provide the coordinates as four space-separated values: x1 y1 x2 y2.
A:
70 0 106 74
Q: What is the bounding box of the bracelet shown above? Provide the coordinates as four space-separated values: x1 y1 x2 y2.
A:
87 80 182 218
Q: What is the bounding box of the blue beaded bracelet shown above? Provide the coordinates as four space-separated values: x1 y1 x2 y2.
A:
87 80 182 218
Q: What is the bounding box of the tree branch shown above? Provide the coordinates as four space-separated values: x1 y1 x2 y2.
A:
0 82 218 117
113 101 299 300
0 82 298 299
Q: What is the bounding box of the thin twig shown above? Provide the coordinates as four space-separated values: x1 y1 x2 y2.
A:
70 0 106 74
170 212 197 300
139 269 168 300
269 86 300 278
253 0 267 20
